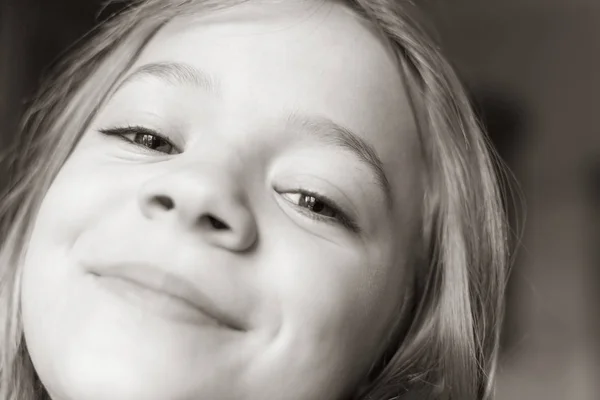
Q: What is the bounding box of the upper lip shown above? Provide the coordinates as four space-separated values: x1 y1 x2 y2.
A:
87 263 246 331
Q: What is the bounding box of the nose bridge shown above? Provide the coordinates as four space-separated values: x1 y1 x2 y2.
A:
177 163 243 219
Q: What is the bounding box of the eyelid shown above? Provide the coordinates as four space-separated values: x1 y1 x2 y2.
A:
98 125 181 154
280 187 361 233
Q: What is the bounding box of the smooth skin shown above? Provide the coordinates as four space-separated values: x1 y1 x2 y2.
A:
21 2 423 399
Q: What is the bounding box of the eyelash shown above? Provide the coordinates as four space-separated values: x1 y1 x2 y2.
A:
282 188 360 233
98 125 179 154
99 125 359 232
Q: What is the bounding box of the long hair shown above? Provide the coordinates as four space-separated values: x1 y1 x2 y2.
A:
0 1 509 399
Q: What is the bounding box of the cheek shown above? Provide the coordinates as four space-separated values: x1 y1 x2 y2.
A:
255 232 400 384
20 145 140 375
21 147 112 290
30 147 134 249
21 132 147 301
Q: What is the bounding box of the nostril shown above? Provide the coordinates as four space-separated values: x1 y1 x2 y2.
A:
207 215 230 230
153 195 175 210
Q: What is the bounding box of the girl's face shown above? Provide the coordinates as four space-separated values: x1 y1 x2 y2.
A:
21 2 422 400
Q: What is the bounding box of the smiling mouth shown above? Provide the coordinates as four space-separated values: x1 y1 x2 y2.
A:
87 264 246 332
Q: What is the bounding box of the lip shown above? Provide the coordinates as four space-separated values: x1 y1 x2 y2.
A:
87 263 246 331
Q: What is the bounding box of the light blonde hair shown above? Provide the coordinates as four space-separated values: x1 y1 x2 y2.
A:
0 1 509 399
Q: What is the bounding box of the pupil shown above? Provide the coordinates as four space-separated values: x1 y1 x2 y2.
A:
301 195 324 213
144 134 157 148
311 201 324 213
133 132 172 153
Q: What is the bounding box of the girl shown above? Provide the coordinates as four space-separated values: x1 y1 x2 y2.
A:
0 1 509 399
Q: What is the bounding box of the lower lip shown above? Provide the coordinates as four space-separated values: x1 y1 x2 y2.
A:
91 274 224 328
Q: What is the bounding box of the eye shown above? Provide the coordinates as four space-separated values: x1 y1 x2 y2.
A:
282 190 360 233
99 125 178 154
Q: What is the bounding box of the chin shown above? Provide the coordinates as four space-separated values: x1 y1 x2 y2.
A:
34 323 251 400
44 352 205 400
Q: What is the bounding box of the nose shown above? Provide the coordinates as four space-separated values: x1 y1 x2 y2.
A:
138 168 258 252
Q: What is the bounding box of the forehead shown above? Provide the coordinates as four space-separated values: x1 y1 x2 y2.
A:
127 0 423 226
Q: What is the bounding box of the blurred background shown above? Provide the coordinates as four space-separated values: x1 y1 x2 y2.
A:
1 0 598 399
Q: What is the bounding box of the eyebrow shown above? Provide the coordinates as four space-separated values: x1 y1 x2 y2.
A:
117 62 393 208
117 62 220 94
287 113 393 209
